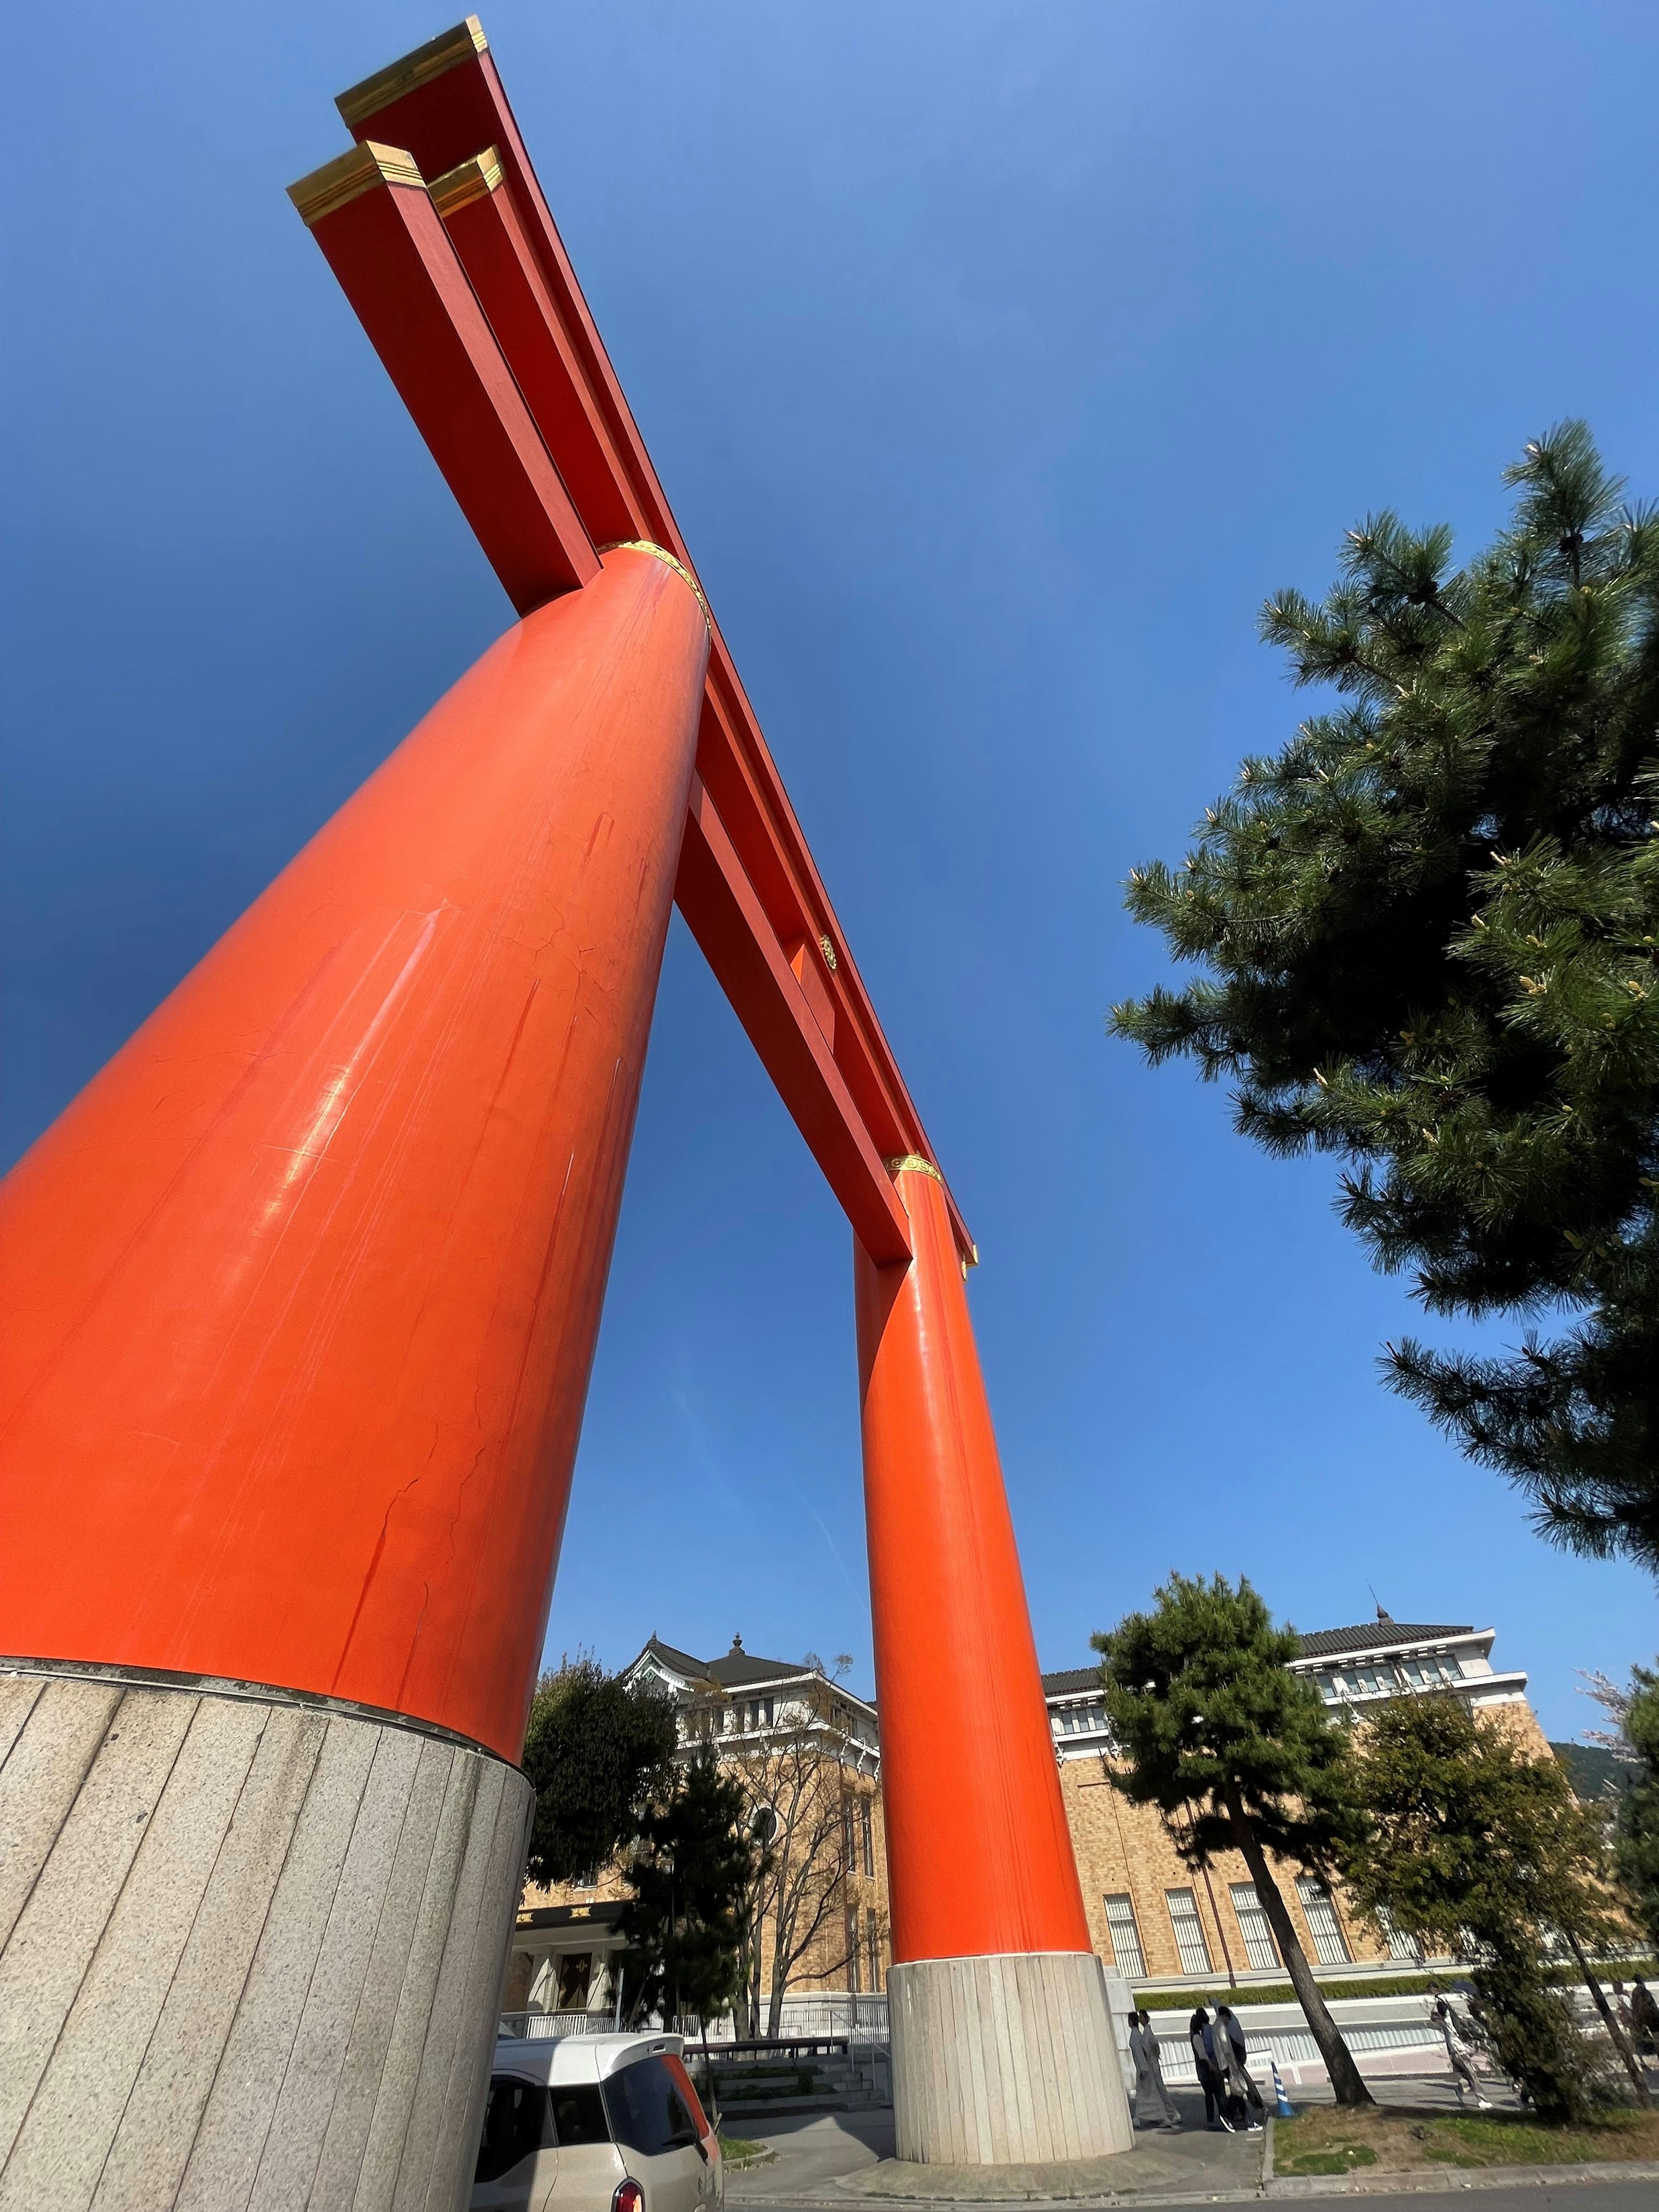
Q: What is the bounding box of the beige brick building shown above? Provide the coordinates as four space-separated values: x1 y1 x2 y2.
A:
1052 1610 1544 1990
508 1611 1543 2021
509 1637 888 2027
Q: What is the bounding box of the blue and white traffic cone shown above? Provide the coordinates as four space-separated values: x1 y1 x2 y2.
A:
1271 2059 1294 2119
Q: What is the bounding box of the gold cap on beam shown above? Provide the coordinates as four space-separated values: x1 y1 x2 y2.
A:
429 146 505 219
287 142 426 227
337 17 489 129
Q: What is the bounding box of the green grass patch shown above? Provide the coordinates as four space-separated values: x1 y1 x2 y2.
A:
1277 2143 1377 2177
1273 2104 1659 2177
715 2135 767 2163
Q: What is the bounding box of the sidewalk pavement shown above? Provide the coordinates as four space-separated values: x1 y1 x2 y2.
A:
724 2085 1262 2203
721 2076 1659 2206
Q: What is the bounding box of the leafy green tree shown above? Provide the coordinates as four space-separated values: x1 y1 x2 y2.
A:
618 1751 760 2032
1344 1694 1629 2120
1615 1663 1659 1947
1093 1573 1373 2105
1111 426 1659 1569
521 1657 678 1889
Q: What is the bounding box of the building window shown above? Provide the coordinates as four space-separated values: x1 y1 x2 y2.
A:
1295 1877 1351 1966
1165 1888 1213 1977
867 1912 882 1993
843 1796 857 1870
1374 1906 1421 1963
846 1910 861 1993
860 1797 875 1878
556 1952 593 2009
1055 1702 1107 1736
1229 1883 1281 1972
1102 1893 1147 1979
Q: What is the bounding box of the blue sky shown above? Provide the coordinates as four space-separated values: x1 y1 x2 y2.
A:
5 2 1656 1741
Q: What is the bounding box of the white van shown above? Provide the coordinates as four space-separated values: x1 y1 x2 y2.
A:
472 2034 724 2212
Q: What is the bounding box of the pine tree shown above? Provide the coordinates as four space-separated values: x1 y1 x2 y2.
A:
1111 426 1659 1568
521 1657 679 1888
1615 1663 1659 1948
618 1751 758 2031
1093 1573 1373 2106
1343 1694 1626 2121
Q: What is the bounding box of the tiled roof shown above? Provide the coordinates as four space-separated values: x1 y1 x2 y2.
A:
1295 1622 1473 1659
1042 1667 1102 1697
639 1636 831 1693
641 1637 712 1681
705 1652 810 1689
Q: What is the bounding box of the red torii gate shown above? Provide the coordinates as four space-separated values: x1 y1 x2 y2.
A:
0 19 1130 2202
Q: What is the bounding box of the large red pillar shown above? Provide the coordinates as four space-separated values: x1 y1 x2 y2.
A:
0 546 708 2207
856 1159 1132 2163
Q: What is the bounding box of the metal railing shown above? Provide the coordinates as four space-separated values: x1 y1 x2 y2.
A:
499 2009 617 2040
766 1994 890 2043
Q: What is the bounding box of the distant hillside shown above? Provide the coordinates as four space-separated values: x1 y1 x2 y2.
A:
1551 1740 1634 1800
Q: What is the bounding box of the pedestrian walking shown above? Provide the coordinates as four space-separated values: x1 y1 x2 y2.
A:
1433 1997 1491 2109
1632 1978 1659 2059
1189 2006 1228 2131
1215 2003 1264 2131
1128 2010 1181 2130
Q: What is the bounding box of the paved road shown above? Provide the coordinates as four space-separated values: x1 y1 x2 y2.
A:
1228 2193 1649 2212
733 2178 1655 2212
725 2110 894 2198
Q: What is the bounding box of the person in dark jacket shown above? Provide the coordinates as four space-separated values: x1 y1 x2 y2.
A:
1189 2006 1229 2130
1214 2003 1263 2131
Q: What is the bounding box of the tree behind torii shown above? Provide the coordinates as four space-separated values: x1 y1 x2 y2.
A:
1094 1574 1373 2106
1111 425 1659 1570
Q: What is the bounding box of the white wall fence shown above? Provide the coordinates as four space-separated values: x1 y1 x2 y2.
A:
499 1993 892 2044
502 1986 1617 2096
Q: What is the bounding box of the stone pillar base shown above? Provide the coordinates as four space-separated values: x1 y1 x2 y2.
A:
888 1951 1134 2164
0 1660 533 2212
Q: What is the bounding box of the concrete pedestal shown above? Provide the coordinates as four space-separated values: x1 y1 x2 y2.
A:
888 1952 1134 2165
0 1660 532 2212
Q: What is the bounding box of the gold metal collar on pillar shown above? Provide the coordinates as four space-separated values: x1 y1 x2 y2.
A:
884 1155 978 1273
884 1154 941 1182
599 542 712 634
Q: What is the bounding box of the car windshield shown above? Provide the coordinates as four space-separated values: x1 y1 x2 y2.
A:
603 2056 700 2156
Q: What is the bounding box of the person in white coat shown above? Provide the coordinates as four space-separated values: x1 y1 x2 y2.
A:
1434 1997 1491 2108
1128 2011 1181 2129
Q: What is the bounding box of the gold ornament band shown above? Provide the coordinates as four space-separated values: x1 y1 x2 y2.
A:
288 142 425 227
337 16 489 129
429 146 505 219
600 542 712 633
885 1154 942 1182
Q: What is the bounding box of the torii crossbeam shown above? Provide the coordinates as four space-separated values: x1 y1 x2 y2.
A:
0 19 1129 2203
